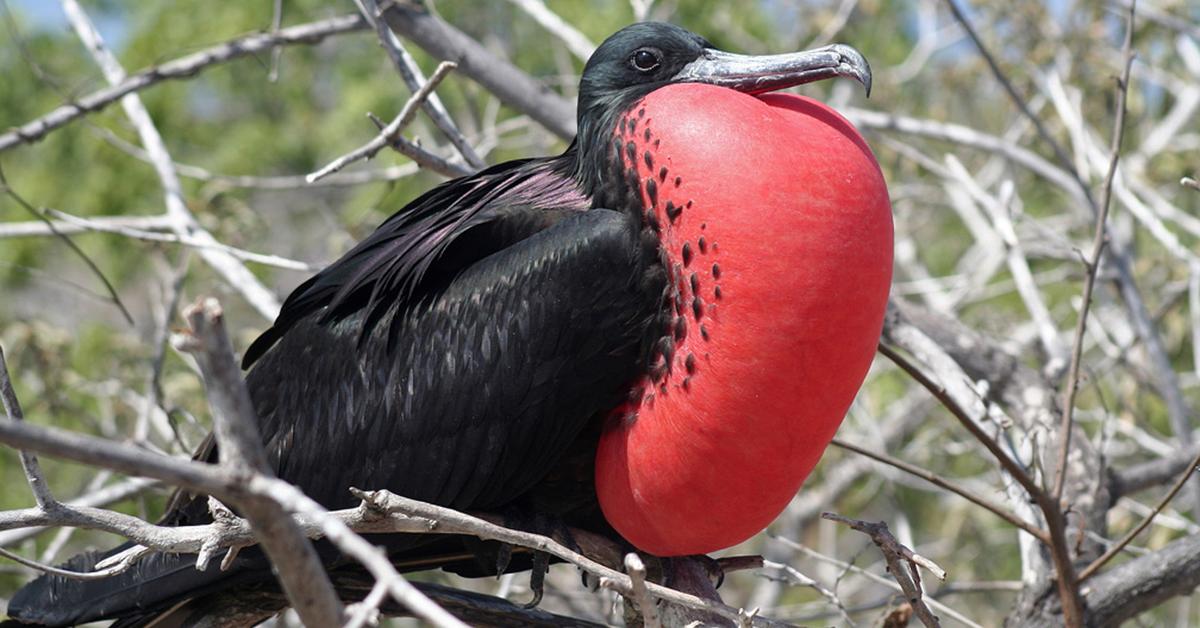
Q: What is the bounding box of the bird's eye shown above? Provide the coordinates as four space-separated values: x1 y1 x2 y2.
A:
631 49 661 73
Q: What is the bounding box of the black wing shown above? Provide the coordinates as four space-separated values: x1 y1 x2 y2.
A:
243 158 596 364
247 207 665 511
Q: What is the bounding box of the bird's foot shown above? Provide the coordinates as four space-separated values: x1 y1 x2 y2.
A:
660 554 726 596
493 510 582 608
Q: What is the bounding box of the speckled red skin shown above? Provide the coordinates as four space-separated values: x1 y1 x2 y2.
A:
594 84 894 556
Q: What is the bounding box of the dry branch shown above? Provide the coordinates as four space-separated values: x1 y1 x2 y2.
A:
308 60 459 182
381 0 577 139
0 14 367 153
356 0 485 169
1052 0 1136 505
174 298 344 625
0 347 54 509
59 0 282 320
822 513 944 628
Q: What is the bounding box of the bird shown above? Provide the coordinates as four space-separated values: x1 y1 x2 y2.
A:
4 21 892 627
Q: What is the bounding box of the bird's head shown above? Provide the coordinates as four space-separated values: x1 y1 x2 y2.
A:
577 22 871 127
573 22 872 190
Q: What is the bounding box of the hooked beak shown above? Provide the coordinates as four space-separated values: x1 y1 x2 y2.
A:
672 44 872 97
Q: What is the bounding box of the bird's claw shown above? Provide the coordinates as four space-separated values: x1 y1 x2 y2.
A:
522 551 550 608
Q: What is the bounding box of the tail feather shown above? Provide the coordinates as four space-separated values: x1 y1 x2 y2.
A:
3 544 235 627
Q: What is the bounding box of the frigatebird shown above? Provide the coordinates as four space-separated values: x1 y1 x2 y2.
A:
4 21 891 626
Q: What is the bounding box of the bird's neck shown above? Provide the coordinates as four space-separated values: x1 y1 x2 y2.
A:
570 92 663 216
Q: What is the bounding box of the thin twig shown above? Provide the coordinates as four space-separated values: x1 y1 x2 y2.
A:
760 559 854 626
0 14 367 152
879 335 1086 626
1052 0 1137 503
307 61 458 182
94 125 426 189
1079 443 1200 581
60 0 282 320
0 165 136 326
0 347 56 508
506 0 596 61
379 2 577 139
771 535 982 628
0 214 174 238
0 477 158 548
822 514 945 628
370 119 476 178
41 208 313 271
831 437 1047 540
267 0 284 82
0 544 142 580
877 344 1041 500
356 0 485 169
942 0 1081 190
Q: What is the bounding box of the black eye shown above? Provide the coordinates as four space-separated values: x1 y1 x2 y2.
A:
631 49 661 73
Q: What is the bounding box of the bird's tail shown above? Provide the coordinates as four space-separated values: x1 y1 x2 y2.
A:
2 543 237 627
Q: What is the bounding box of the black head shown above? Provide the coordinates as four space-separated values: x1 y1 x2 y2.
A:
570 22 872 197
577 22 713 122
577 22 871 132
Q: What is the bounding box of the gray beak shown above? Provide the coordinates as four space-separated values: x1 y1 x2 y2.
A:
672 44 872 97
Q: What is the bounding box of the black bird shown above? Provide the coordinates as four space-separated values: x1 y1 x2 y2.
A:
4 21 886 627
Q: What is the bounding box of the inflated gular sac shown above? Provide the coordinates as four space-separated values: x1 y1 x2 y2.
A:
596 85 893 556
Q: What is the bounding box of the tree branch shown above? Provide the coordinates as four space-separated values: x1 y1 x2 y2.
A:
380 0 577 139
0 347 55 510
0 14 367 153
308 60 459 182
822 513 945 628
1052 0 1135 504
171 297 344 626
60 0 283 320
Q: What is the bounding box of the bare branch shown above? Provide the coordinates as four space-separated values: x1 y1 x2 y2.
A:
1053 1 1136 505
356 0 486 169
622 553 661 628
0 14 367 153
308 61 458 182
0 360 468 626
171 297 344 626
822 513 944 628
59 0 283 320
381 1 577 139
942 0 1081 190
772 535 982 628
507 0 597 61
1080 444 1200 581
0 165 137 325
0 214 174 239
0 347 55 508
0 544 145 580
882 301 1087 626
0 477 159 548
830 437 1047 540
35 208 314 271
